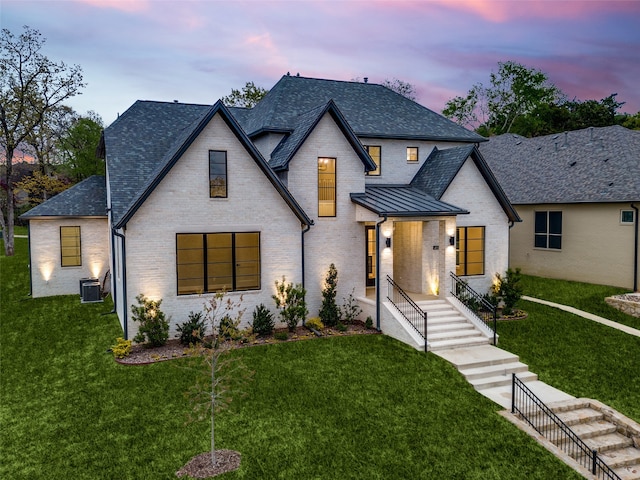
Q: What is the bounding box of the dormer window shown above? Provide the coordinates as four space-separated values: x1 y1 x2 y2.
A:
209 150 227 198
364 145 381 176
407 147 419 162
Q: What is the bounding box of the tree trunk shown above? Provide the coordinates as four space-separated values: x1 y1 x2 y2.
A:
3 147 15 257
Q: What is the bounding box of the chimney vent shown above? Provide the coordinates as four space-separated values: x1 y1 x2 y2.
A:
364 77 368 83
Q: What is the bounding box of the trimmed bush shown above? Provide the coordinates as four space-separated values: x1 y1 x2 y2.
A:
131 294 170 347
111 337 132 359
251 304 275 336
319 264 339 327
176 311 207 346
306 317 324 331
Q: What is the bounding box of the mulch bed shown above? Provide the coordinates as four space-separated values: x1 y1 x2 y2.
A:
115 321 379 366
175 450 241 478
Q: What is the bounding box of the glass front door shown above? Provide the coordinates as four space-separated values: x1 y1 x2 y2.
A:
366 226 376 287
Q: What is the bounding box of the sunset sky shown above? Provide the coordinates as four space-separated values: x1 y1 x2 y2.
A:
4 0 640 127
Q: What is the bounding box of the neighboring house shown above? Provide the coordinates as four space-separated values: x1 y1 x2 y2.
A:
480 126 640 291
21 75 519 342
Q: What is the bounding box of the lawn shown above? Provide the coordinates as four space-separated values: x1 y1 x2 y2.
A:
0 236 582 479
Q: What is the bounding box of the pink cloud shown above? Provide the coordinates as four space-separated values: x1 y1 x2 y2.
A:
73 0 150 13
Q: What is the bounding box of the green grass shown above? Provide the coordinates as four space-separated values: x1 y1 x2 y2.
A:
521 274 640 329
0 236 582 479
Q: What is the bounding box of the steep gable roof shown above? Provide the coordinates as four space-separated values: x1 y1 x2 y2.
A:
269 100 377 172
411 145 520 222
103 100 311 228
479 126 640 204
20 175 107 219
238 75 486 143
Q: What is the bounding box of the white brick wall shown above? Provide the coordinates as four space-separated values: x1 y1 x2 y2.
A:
441 159 510 295
29 217 109 298
121 113 304 338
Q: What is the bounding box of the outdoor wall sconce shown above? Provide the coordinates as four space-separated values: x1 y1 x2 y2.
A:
449 235 456 246
385 237 392 248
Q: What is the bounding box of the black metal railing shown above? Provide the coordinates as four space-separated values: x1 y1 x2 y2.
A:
512 374 621 480
450 272 497 345
386 276 428 352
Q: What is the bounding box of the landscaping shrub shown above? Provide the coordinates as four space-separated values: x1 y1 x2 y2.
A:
365 316 373 329
274 331 288 341
305 317 324 331
111 337 131 359
251 304 275 336
319 263 339 327
218 314 242 340
492 267 524 315
273 276 308 332
336 322 348 332
176 311 207 346
340 288 362 324
131 294 170 347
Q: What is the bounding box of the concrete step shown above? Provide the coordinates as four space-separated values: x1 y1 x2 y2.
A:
554 407 604 426
428 329 484 342
600 446 640 469
428 336 490 351
469 370 538 390
428 322 475 334
428 316 467 326
582 433 634 454
435 345 520 370
613 463 640 480
568 421 618 440
460 361 530 382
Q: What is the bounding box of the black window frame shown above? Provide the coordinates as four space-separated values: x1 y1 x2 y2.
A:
60 225 82 267
176 232 261 295
318 157 336 217
407 146 419 163
534 211 562 249
364 145 381 176
455 226 485 276
621 210 635 224
209 150 228 198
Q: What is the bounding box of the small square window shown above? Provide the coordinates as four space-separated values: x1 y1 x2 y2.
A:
407 147 419 162
621 210 635 224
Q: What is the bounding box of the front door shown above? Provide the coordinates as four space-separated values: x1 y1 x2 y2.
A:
365 226 376 287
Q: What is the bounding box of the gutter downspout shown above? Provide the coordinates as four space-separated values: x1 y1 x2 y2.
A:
112 228 128 339
27 222 33 297
102 209 117 316
375 214 388 331
633 203 639 292
301 222 313 325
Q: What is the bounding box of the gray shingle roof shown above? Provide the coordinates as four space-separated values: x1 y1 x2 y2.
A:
350 186 469 217
20 175 107 219
238 75 486 143
479 126 640 204
269 100 376 172
104 100 311 228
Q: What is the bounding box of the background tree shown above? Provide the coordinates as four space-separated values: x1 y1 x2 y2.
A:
15 170 69 207
0 25 84 256
24 104 75 175
382 78 417 101
443 61 562 136
222 81 268 108
58 111 104 182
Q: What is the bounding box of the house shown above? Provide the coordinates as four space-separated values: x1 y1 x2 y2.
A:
21 75 519 346
479 126 640 291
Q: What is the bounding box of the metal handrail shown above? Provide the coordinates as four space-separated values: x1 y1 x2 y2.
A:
386 276 428 352
512 374 621 480
450 272 497 345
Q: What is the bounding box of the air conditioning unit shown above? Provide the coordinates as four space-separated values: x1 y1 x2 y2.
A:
81 281 102 303
79 277 98 296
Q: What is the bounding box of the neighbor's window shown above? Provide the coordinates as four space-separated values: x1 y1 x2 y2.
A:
318 157 336 217
176 232 260 295
534 211 562 249
364 145 381 176
456 226 485 276
407 147 419 162
621 210 635 224
209 150 227 198
60 226 81 267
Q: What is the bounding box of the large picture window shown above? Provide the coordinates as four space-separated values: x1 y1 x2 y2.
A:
176 232 260 295
209 150 227 198
364 145 381 176
456 226 485 276
60 226 81 267
534 211 562 249
318 157 336 217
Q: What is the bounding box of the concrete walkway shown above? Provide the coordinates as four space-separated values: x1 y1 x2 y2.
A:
522 295 640 338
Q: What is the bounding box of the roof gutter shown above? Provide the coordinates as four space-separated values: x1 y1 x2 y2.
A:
632 203 639 292
375 214 388 331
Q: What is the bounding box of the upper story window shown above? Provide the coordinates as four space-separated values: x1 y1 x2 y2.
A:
407 147 419 162
535 211 562 249
209 150 227 198
318 157 336 217
456 226 485 276
621 210 635 224
176 232 261 295
364 145 381 176
60 226 81 267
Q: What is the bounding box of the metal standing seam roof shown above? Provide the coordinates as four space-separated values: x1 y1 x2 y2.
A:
350 186 469 217
237 75 487 143
479 125 640 204
20 175 107 219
